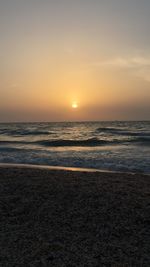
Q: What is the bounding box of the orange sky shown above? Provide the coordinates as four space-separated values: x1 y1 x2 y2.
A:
0 0 150 121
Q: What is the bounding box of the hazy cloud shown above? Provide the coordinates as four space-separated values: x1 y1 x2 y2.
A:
102 57 150 68
91 56 150 82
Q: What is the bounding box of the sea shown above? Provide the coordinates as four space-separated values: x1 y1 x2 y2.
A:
0 121 150 173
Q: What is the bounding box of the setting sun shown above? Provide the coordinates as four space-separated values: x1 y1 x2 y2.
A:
72 102 78 109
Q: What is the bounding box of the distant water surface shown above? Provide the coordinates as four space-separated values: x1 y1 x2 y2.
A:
0 121 150 173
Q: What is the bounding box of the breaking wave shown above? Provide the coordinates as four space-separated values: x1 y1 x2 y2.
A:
96 127 150 137
0 136 150 147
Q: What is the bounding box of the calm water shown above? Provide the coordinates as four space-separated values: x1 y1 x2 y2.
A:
0 121 150 173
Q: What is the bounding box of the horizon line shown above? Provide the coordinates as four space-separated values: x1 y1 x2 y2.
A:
0 119 150 124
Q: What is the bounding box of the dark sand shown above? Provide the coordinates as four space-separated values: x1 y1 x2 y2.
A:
0 166 150 267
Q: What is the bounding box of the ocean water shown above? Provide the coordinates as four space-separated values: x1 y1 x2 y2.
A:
0 121 150 173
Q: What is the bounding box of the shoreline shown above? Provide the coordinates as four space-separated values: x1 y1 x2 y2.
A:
0 162 149 176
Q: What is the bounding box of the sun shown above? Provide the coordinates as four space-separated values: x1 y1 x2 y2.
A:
72 102 78 109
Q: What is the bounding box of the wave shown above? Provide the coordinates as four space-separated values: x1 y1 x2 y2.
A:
0 130 53 136
133 136 150 145
1 124 149 139
0 138 115 147
37 138 110 147
96 127 150 137
96 127 120 132
0 136 150 148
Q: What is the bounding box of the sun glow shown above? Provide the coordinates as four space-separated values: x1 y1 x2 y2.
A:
72 102 78 109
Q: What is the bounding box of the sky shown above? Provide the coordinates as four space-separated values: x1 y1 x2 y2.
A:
0 0 150 122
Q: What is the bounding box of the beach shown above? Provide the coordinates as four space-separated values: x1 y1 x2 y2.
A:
0 165 150 266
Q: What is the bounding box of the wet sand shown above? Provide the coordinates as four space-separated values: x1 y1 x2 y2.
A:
0 165 150 266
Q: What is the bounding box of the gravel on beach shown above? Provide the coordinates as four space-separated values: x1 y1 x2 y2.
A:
0 166 150 266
